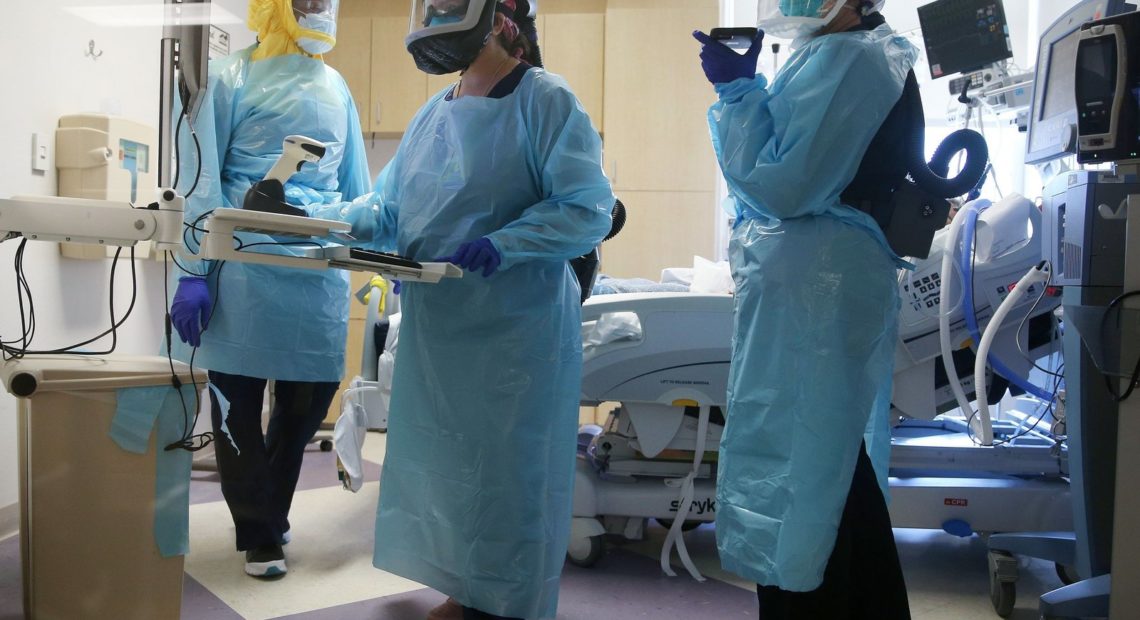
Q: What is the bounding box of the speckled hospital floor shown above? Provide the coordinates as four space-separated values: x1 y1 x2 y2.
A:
0 432 1063 620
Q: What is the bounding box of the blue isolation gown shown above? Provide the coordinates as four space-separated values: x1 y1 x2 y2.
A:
320 68 614 618
708 24 918 591
171 45 370 382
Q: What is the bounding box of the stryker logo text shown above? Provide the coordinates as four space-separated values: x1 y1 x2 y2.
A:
670 498 717 515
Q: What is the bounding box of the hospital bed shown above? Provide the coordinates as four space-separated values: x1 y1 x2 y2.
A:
571 293 1068 573
345 195 1073 581
569 195 1071 579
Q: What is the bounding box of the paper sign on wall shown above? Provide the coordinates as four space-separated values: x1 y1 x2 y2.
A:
209 26 230 59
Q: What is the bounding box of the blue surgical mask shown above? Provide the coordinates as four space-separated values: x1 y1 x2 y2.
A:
425 12 465 27
297 12 337 55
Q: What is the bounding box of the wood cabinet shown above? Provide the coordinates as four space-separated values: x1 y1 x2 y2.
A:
542 0 605 129
325 17 373 128
328 0 430 137
370 13 429 133
328 0 608 136
602 0 718 193
600 190 716 280
599 0 719 279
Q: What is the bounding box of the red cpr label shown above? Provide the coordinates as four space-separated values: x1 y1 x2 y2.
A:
945 498 968 507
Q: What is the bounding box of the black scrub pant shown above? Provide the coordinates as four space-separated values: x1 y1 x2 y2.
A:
462 607 522 620
757 443 910 620
208 371 339 551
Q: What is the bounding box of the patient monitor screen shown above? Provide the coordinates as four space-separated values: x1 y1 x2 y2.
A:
918 0 1013 78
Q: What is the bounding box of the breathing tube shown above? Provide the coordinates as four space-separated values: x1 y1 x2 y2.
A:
571 198 627 304
905 84 989 199
957 203 1056 402
860 73 987 261
605 199 627 241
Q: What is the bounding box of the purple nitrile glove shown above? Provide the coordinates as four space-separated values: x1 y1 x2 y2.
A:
435 237 502 278
170 276 212 347
692 30 765 85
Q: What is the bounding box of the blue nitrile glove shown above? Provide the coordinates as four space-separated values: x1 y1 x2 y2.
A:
692 30 765 85
435 237 502 277
170 276 212 347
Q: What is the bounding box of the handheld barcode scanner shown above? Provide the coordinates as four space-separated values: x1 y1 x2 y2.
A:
243 135 328 217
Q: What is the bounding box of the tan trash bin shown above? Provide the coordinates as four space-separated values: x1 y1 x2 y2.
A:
1 355 200 620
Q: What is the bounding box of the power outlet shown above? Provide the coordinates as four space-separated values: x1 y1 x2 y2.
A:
31 132 49 173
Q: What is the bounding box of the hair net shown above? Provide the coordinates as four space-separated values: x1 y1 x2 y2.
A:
756 0 885 21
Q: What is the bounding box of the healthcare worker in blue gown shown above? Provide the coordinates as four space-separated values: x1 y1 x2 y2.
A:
167 0 369 579
694 1 914 617
318 1 614 618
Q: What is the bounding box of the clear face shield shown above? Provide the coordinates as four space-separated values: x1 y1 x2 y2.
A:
291 0 340 55
755 0 848 43
408 0 490 44
292 0 338 21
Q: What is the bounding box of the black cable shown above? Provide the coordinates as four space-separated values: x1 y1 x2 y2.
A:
1 240 37 359
183 211 212 250
1014 267 1065 379
3 244 138 357
170 106 203 200
164 343 214 453
1100 290 1140 402
162 252 224 453
177 260 228 450
234 239 326 252
993 364 1065 446
188 210 212 235
163 251 195 447
172 211 218 278
12 240 33 351
170 253 220 279
185 122 203 199
172 112 185 190
104 247 124 354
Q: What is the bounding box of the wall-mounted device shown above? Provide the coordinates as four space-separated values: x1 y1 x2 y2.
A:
55 115 158 260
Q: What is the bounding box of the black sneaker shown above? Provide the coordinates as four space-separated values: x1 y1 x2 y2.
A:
244 543 287 578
